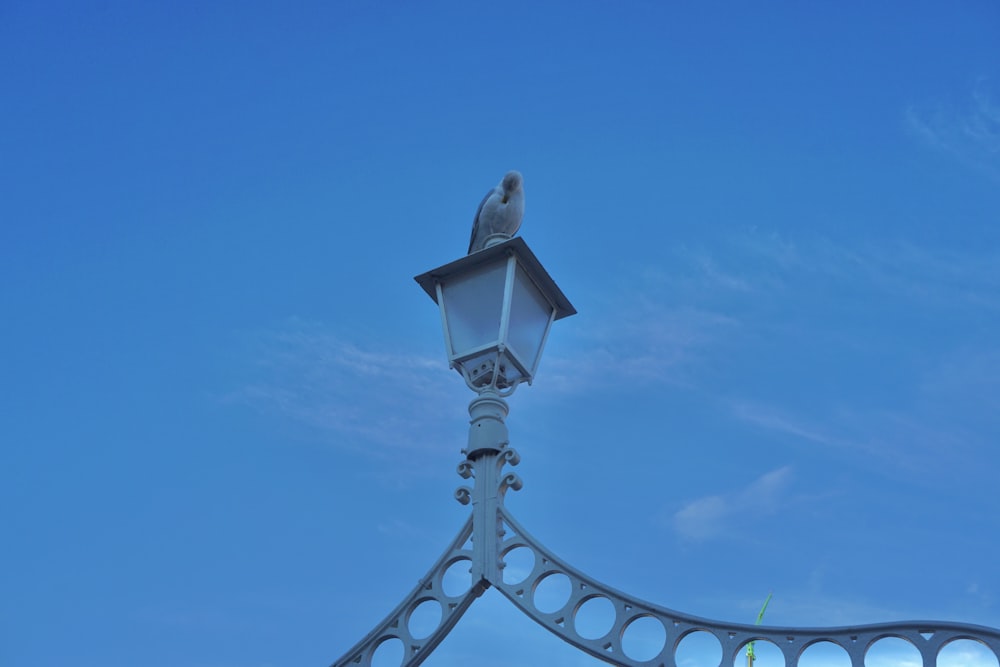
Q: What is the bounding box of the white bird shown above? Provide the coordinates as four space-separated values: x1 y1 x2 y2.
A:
468 171 524 253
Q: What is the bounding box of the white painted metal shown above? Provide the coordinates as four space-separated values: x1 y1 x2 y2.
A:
332 243 1000 666
331 389 1000 666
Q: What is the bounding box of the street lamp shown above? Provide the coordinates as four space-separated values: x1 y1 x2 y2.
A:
412 237 576 591
414 237 575 460
414 237 576 395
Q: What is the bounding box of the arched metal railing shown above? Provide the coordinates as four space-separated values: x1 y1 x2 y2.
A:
332 517 480 667
493 505 1000 667
332 442 1000 667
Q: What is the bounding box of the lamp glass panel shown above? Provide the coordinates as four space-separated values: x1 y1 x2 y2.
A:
508 264 554 374
440 259 507 357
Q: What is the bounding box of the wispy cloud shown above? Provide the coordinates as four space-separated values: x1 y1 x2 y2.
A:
545 232 999 396
222 318 467 456
906 81 1000 180
543 304 739 393
735 233 1000 311
966 582 996 609
727 392 992 486
577 232 999 487
919 347 1000 414
540 244 758 393
672 466 793 542
729 401 846 449
672 247 757 294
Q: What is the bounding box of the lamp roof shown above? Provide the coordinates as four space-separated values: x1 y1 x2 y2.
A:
413 237 577 321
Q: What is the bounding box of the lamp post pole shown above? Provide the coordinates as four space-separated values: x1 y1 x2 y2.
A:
454 390 513 584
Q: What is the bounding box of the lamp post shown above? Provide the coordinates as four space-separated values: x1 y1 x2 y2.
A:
330 235 1000 667
414 237 575 586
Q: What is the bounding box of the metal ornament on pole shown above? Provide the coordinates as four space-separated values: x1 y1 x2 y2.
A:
331 237 1000 667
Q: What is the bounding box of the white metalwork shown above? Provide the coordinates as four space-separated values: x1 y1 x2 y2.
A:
331 517 478 667
332 241 1000 667
331 389 1000 666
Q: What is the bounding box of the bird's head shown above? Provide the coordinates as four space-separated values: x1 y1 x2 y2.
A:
500 170 523 203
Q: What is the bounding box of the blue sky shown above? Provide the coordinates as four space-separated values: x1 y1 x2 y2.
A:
2 2 999 666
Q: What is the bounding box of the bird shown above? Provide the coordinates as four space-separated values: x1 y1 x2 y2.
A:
468 170 524 253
